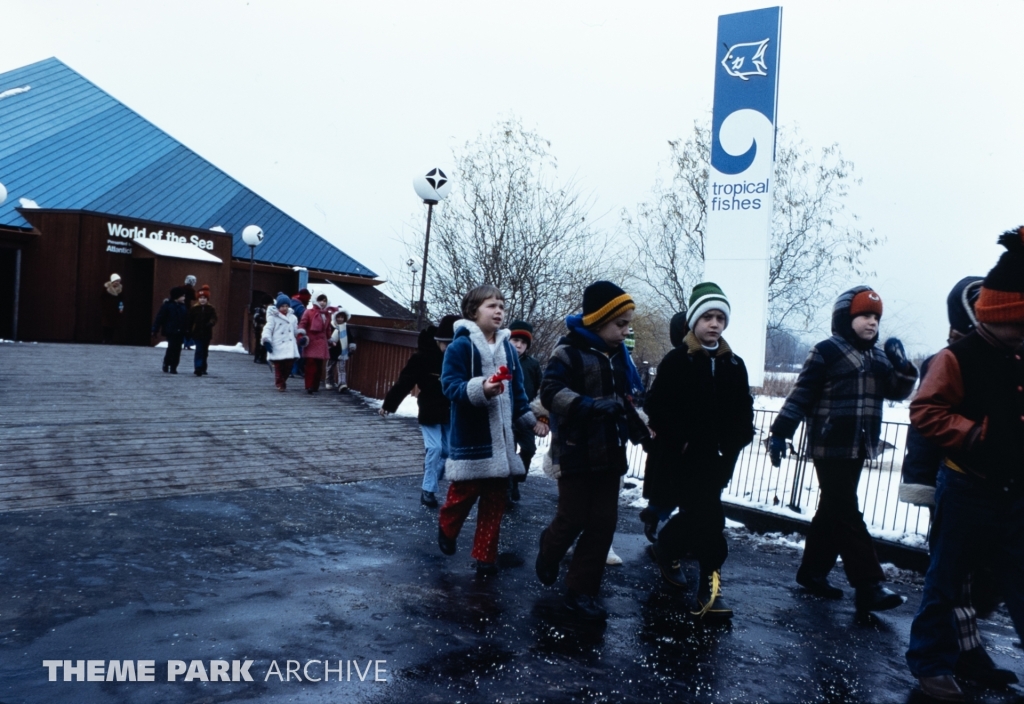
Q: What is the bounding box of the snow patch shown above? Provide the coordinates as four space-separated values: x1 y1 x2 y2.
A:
154 342 248 354
0 85 30 100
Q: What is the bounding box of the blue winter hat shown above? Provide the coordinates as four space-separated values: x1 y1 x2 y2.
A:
275 294 291 307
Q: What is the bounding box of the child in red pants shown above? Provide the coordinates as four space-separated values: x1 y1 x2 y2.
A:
436 285 545 575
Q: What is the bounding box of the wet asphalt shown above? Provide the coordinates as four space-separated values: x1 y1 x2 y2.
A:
2 473 1023 704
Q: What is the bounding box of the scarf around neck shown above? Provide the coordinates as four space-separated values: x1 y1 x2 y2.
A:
565 313 645 397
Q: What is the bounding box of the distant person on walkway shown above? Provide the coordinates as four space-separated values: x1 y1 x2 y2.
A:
298 293 331 394
151 286 188 374
639 308 689 544
535 281 649 621
328 308 357 393
252 295 272 365
907 228 1024 701
437 286 540 577
645 283 753 622
290 289 311 379
380 314 459 508
507 320 544 503
262 294 300 392
186 286 217 377
100 273 124 344
768 286 917 613
182 275 197 350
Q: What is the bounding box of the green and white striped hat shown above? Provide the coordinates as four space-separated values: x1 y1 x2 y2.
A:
687 282 730 329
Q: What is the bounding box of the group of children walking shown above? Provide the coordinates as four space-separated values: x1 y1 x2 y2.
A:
387 234 1023 675
258 290 355 393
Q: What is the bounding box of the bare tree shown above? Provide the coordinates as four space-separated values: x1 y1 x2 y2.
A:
622 120 881 335
405 117 610 360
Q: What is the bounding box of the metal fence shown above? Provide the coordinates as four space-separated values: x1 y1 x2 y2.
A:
615 409 930 542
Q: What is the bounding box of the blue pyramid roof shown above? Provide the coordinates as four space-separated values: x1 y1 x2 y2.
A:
0 58 376 278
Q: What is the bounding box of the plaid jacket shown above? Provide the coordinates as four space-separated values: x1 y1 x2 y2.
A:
771 335 917 460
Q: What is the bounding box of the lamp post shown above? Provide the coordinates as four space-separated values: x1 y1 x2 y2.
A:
406 258 420 313
412 168 452 328
241 225 264 349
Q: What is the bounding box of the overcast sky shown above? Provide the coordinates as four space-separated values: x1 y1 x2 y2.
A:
5 0 1023 353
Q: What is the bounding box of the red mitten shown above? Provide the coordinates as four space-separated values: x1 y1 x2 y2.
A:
489 365 512 383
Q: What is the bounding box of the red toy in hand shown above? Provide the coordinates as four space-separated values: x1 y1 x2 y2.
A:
487 365 513 393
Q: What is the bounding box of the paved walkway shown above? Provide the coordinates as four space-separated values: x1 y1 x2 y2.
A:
0 343 423 512
1 342 1022 703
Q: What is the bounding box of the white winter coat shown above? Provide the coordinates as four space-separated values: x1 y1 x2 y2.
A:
261 307 300 361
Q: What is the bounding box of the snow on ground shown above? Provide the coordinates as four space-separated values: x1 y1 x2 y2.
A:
154 341 248 354
363 394 418 418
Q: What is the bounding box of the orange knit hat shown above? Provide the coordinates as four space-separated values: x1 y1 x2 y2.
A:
850 290 883 318
975 226 1024 324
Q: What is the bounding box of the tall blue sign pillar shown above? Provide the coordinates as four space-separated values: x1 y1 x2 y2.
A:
704 6 782 386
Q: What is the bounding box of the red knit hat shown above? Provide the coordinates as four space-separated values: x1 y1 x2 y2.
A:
849 290 883 318
975 227 1024 324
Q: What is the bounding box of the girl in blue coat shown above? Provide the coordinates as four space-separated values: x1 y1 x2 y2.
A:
437 285 543 575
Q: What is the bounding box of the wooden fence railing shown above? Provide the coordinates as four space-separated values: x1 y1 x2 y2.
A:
347 325 419 399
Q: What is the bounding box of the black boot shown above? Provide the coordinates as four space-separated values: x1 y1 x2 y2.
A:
476 560 497 576
564 589 607 621
648 544 687 588
796 566 844 599
420 490 438 508
691 570 733 621
509 477 521 502
917 675 966 702
535 529 559 586
437 526 456 556
854 583 904 612
954 647 1018 687
639 507 659 543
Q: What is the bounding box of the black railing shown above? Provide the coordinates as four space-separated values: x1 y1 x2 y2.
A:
539 409 930 543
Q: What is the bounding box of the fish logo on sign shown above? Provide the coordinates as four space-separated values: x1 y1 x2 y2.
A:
721 38 770 80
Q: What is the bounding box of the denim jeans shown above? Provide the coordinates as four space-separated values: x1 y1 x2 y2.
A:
906 465 1024 677
420 423 449 493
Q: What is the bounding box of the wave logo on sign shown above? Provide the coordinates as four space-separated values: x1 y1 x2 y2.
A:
721 38 770 80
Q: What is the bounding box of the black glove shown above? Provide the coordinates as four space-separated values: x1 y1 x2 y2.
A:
263 341 273 354
639 435 653 453
884 337 910 371
590 397 624 419
768 435 787 468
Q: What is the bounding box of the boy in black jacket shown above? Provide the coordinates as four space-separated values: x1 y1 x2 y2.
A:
380 315 459 508
645 283 753 621
151 287 188 374
536 282 651 621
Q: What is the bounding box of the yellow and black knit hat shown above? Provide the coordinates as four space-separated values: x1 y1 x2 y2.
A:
581 281 635 328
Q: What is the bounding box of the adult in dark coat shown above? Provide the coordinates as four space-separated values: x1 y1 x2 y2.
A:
186 286 217 376
151 287 188 373
380 315 459 507
100 274 124 344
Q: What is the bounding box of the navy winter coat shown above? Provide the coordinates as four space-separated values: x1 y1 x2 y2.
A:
441 320 536 482
152 299 188 338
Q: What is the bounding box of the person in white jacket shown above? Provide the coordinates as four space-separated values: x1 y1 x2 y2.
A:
328 308 356 393
262 294 300 392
